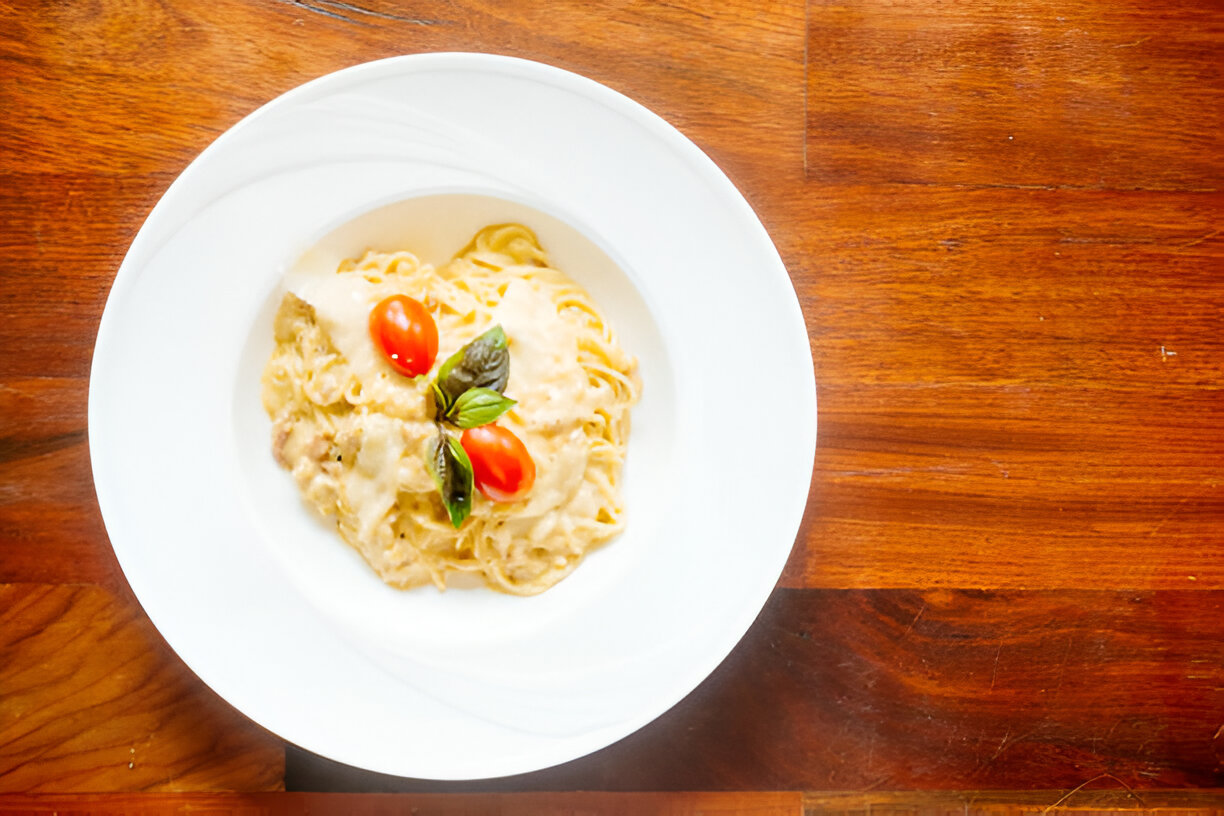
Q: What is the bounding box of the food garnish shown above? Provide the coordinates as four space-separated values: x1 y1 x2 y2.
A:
432 325 510 413
368 294 438 377
425 325 534 523
461 423 536 503
428 428 474 528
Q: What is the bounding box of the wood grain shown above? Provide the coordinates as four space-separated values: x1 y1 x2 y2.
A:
0 791 803 815
283 589 1224 792
4 790 1224 814
804 789 1224 814
780 184 1224 589
1 0 1222 798
0 0 804 178
793 382 1224 589
806 0 1224 188
0 377 115 585
0 584 283 792
0 171 151 381
788 187 1223 390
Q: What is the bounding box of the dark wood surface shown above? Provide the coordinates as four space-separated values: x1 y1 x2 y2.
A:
1 0 1222 807
11 790 1224 816
0 792 804 814
280 590 1224 791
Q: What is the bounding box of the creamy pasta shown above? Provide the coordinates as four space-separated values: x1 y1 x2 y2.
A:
261 224 639 595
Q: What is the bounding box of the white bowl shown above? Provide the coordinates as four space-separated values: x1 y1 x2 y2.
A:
89 53 815 780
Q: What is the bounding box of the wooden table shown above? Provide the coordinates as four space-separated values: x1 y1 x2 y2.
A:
2 0 1221 812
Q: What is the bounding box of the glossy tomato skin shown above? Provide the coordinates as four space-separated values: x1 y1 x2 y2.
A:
461 423 536 503
368 295 438 377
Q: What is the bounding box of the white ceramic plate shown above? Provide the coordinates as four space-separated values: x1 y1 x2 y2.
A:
89 53 815 780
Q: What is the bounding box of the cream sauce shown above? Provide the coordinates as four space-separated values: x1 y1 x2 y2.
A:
343 412 405 540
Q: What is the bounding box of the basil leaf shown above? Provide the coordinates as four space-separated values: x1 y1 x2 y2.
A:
427 429 472 528
436 325 510 406
446 387 516 429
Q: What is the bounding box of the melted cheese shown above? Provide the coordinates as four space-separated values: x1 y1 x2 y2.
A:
342 412 405 540
495 280 592 431
492 281 592 518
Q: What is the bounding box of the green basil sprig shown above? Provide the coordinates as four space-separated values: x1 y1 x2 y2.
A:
433 325 510 415
446 386 516 429
428 427 473 529
425 324 516 528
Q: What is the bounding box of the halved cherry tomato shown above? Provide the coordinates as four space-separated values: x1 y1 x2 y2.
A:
368 294 438 377
461 423 536 503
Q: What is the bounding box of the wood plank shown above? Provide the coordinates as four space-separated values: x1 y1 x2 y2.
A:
0 0 804 177
0 792 803 815
5 790 1224 815
787 383 1224 590
805 0 1224 188
786 186 1223 391
0 171 157 380
0 378 116 585
775 184 1224 590
0 584 284 792
805 789 1224 814
4 790 1224 814
282 589 1224 792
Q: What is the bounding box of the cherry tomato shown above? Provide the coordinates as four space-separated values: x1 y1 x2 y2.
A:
461 423 536 503
368 294 438 377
